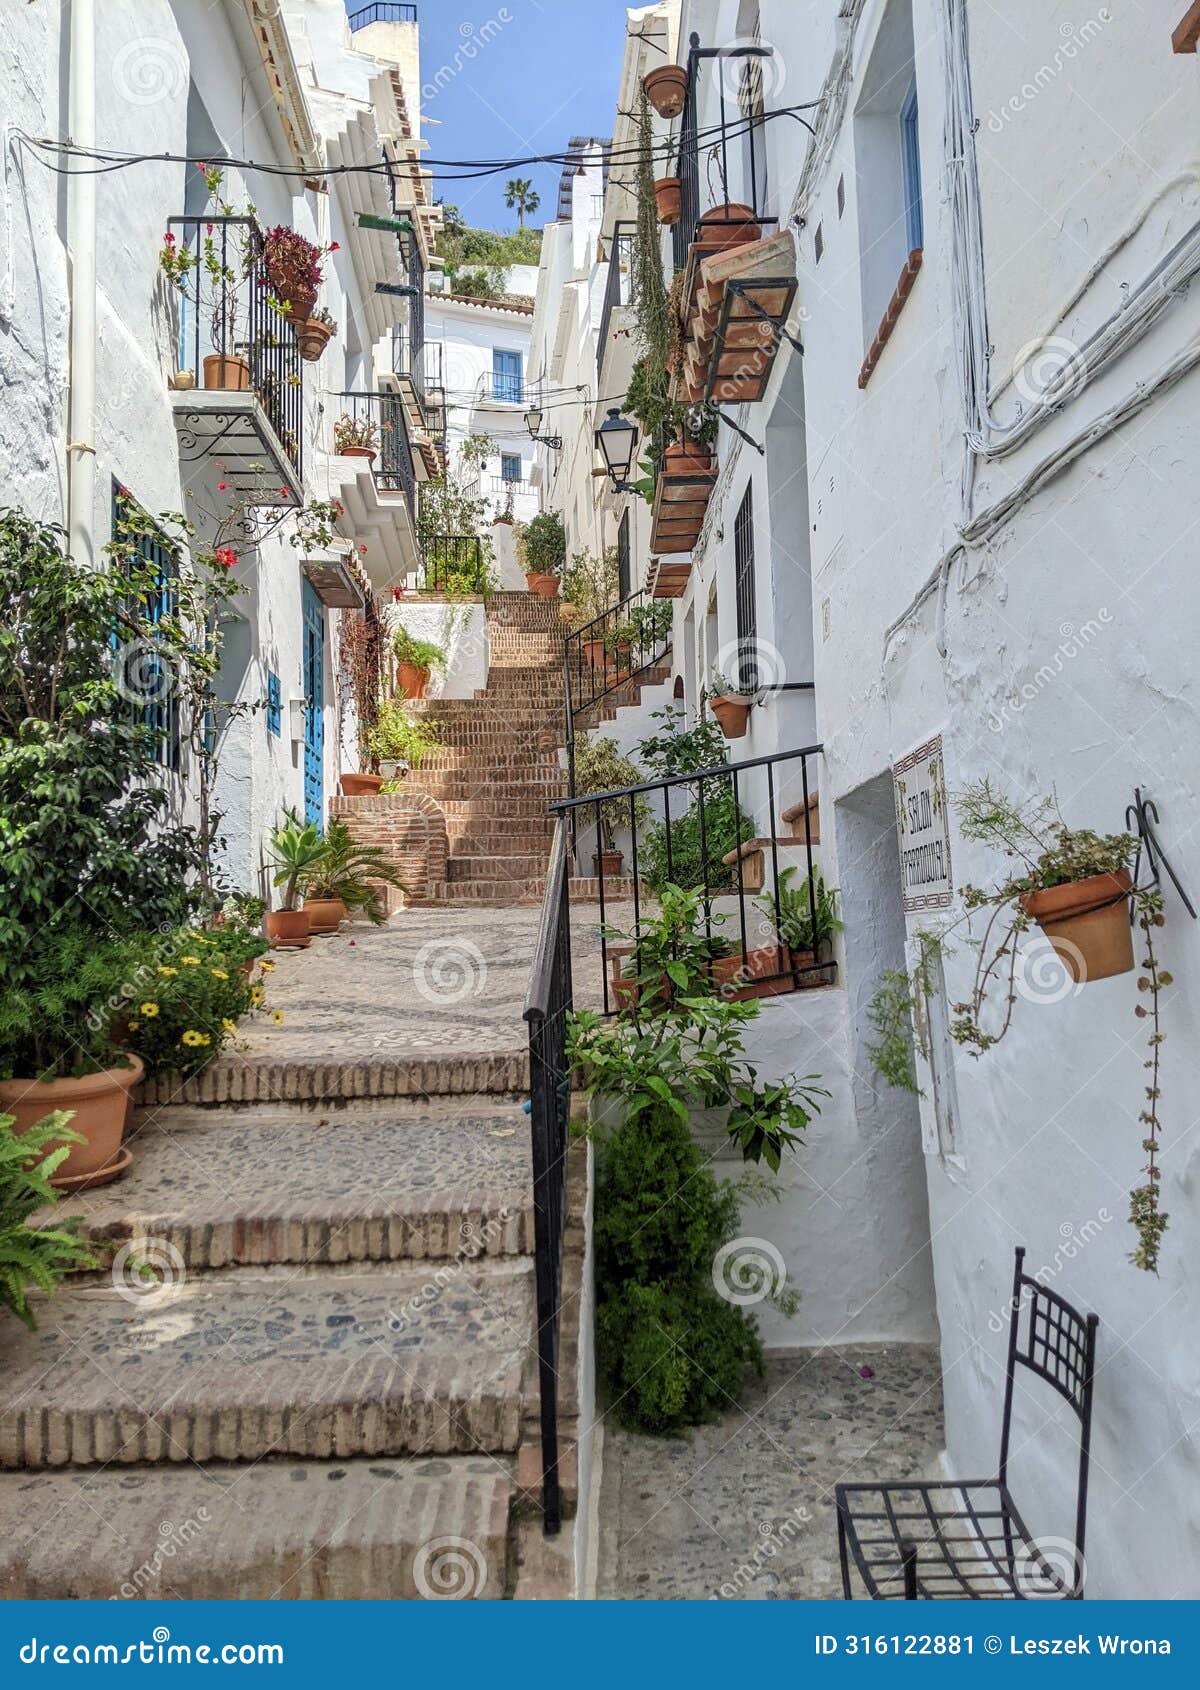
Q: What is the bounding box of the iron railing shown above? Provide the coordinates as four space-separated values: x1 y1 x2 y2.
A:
167 215 303 477
416 532 486 594
330 391 417 517
564 588 672 733
348 3 417 27
597 221 637 381
522 814 574 1536
671 34 776 270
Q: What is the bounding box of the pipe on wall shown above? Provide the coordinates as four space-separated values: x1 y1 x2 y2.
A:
66 0 97 567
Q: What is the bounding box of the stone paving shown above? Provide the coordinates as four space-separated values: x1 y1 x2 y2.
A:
595 1345 944 1600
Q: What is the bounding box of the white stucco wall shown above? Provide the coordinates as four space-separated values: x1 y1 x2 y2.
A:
384 599 489 700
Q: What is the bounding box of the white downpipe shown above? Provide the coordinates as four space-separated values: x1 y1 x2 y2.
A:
66 0 97 567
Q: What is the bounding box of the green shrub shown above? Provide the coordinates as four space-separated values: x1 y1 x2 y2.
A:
640 780 754 896
123 925 264 1079
0 927 148 1080
0 1110 97 1327
521 511 566 578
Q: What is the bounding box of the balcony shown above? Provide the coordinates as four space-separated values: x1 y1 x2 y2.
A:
472 370 526 411
348 4 417 26
597 221 637 384
330 389 421 587
166 215 302 506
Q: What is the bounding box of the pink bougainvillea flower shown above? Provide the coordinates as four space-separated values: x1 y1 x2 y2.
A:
859 1365 876 1381
330 241 340 252
216 481 228 491
163 232 175 245
360 543 369 555
281 487 291 499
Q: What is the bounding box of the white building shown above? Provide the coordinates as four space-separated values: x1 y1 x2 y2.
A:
543 0 1200 1599
1 0 441 894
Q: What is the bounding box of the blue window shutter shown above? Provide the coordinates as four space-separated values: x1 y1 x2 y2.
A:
492 348 523 402
901 82 923 252
266 671 281 737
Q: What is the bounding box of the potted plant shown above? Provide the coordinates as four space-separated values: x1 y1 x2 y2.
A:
298 818 411 931
696 203 761 255
367 700 442 779
333 413 379 461
624 600 674 654
654 175 682 225
707 668 753 739
574 733 647 879
340 771 384 796
0 927 148 1189
160 225 250 391
392 624 446 702
521 509 566 598
296 305 337 362
265 812 329 947
644 64 688 118
743 867 842 994
561 547 619 633
258 226 336 323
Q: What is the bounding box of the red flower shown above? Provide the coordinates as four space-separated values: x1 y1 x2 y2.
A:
163 232 175 245
360 543 369 554
215 547 238 571
281 487 291 499
206 222 214 235
330 241 340 252
216 481 228 491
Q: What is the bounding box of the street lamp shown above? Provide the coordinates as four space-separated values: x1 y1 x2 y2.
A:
524 405 543 439
595 407 638 493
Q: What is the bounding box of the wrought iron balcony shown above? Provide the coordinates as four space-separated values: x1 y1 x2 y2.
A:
670 34 777 272
416 532 487 595
330 390 417 519
166 215 303 501
348 3 417 28
597 221 637 382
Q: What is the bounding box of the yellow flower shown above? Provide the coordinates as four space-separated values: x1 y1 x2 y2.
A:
180 955 201 967
221 1018 237 1035
259 960 276 972
180 1029 211 1048
271 1010 285 1025
157 965 178 977
128 1020 140 1032
250 985 265 1007
209 968 229 980
138 1002 160 1018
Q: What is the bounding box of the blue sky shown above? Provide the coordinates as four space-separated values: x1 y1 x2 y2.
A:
355 1 628 230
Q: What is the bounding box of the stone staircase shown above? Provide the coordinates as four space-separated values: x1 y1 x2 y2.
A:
0 1083 584 1599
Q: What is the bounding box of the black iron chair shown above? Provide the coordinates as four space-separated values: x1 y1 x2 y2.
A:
836 1247 1099 1600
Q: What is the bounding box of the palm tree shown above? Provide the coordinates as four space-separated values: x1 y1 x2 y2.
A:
504 177 541 229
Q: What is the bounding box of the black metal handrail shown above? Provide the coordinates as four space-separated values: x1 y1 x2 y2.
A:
553 741 830 1016
522 814 574 1536
564 589 672 729
596 221 637 381
167 215 303 477
331 390 417 519
671 34 777 270
349 3 417 28
416 532 485 594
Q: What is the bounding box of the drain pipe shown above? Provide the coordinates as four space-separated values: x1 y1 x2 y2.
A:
66 0 97 567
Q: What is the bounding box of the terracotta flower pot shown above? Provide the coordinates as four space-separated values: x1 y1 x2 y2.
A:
663 439 713 472
396 660 430 701
697 203 762 254
0 1056 143 1187
710 693 752 739
265 908 311 950
526 572 560 599
582 636 608 668
303 897 348 935
654 177 682 225
203 353 251 391
279 285 316 324
296 318 335 361
594 850 624 879
644 64 689 119
1021 869 1134 983
340 772 384 796
338 444 377 462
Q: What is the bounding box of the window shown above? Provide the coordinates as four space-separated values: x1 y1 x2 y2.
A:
500 452 522 484
733 483 758 691
616 507 631 601
901 82 923 251
853 0 921 352
492 349 523 403
266 670 282 737
111 483 179 771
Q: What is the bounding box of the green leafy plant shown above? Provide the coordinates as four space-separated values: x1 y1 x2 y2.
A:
0 925 147 1081
623 601 673 649
709 666 748 699
123 925 265 1079
560 548 619 629
392 625 446 674
0 1111 96 1328
367 701 442 769
573 735 648 857
637 705 726 779
641 781 754 897
758 867 842 955
266 812 329 913
521 510 566 579
297 819 410 925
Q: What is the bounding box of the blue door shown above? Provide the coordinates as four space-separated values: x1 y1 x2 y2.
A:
301 579 324 828
492 348 523 403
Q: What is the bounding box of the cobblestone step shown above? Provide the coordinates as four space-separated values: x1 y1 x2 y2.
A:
0 1261 533 1468
0 1458 513 1599
49 1103 535 1270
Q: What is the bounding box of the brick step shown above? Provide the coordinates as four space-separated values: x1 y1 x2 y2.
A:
436 798 558 818
50 1102 535 1271
447 830 556 853
138 1049 530 1107
413 882 545 907
0 1458 513 1600
0 1261 533 1468
446 855 547 882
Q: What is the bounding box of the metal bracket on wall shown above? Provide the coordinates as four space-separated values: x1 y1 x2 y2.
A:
1127 787 1197 918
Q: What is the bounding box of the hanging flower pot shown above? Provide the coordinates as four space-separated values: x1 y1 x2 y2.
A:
396 661 430 700
202 353 251 391
340 772 383 796
296 316 335 361
265 908 311 949
0 1057 143 1189
279 285 317 324
303 897 347 935
654 176 682 225
696 203 762 254
1021 869 1134 982
644 65 689 118
709 692 752 739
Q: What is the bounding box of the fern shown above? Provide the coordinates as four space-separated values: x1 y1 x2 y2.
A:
0 1111 96 1328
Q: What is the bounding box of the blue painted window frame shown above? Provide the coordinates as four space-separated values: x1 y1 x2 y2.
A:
500 452 522 483
900 81 923 252
492 348 523 403
266 670 281 737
